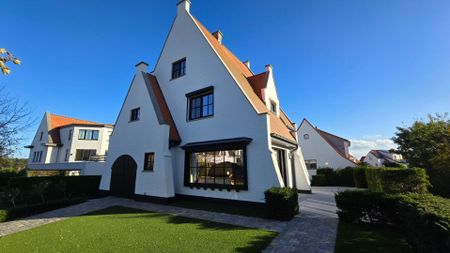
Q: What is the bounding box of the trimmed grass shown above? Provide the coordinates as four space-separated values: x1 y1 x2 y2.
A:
170 199 266 219
0 206 277 253
334 222 413 253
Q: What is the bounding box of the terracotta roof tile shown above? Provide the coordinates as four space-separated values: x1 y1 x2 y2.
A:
269 112 297 143
247 71 268 102
146 74 181 144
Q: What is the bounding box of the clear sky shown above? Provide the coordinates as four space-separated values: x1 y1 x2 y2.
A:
2 0 450 159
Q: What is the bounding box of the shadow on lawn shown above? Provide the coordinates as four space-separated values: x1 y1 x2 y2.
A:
85 205 277 253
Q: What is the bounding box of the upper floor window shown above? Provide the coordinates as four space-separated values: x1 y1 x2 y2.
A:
79 129 99 140
68 129 73 140
75 149 96 161
305 159 317 170
39 132 43 141
270 101 277 113
32 151 43 163
172 58 186 79
144 152 155 171
303 134 309 140
130 107 140 122
187 88 214 121
64 149 69 161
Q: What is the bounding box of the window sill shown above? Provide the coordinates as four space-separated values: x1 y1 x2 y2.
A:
142 170 154 173
170 74 186 81
187 115 214 122
128 119 140 123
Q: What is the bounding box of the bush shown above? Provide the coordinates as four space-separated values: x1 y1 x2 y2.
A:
311 174 327 186
366 167 429 194
264 187 299 220
336 167 355 186
0 168 26 191
4 176 101 207
428 167 450 198
0 197 86 222
353 166 368 188
335 191 450 253
311 167 356 187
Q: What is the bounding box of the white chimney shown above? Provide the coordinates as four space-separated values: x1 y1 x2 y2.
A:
177 0 191 13
243 60 250 69
135 61 149 72
212 30 223 44
265 64 273 72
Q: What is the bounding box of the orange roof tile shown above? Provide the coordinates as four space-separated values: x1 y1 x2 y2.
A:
147 74 181 144
247 71 269 102
269 112 297 143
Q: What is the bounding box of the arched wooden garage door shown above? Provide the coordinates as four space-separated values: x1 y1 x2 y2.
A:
110 155 137 197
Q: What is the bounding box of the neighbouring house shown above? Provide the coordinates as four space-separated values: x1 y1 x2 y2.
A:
362 150 407 167
98 0 311 204
25 112 113 175
297 119 357 177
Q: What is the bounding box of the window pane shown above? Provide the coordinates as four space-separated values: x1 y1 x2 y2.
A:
205 152 215 184
202 105 209 117
79 130 85 140
92 130 99 140
214 151 225 185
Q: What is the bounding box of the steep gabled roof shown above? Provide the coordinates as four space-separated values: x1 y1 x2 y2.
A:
247 71 269 102
300 118 356 165
189 15 269 115
47 113 111 144
146 74 181 145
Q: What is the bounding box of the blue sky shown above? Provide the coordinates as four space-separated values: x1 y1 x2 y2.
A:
2 0 450 158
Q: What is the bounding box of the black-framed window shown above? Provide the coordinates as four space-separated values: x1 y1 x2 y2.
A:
182 138 251 190
75 149 96 161
188 91 213 120
130 108 140 122
32 151 43 163
64 149 69 161
271 101 277 113
172 58 186 79
303 134 309 140
144 152 155 171
68 129 73 140
305 159 317 170
78 130 99 140
39 132 43 141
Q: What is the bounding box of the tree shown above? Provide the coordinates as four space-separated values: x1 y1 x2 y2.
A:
393 114 450 170
0 87 32 163
0 48 21 75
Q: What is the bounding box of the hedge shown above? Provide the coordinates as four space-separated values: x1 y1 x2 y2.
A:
365 167 429 193
3 176 101 207
0 169 26 191
264 187 299 220
428 167 450 198
0 197 86 222
353 166 368 188
335 190 450 253
311 167 355 187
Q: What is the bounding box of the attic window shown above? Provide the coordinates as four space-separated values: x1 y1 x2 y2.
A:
303 134 309 140
130 108 140 122
39 132 43 141
270 101 277 113
172 58 186 79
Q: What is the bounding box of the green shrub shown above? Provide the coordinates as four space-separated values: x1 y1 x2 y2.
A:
264 187 299 220
336 167 355 187
428 167 450 198
4 176 100 206
316 168 334 176
0 197 86 222
366 167 429 194
311 174 327 186
0 168 26 191
365 167 383 191
353 166 368 188
335 191 450 253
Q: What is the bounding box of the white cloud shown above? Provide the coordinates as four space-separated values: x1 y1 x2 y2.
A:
349 137 397 160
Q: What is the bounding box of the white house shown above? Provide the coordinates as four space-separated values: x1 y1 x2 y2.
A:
362 150 406 167
26 112 113 175
98 0 311 204
298 119 357 177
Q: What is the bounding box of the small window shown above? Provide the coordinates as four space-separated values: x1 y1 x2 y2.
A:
68 129 73 140
64 149 69 161
303 134 309 140
270 101 277 113
130 108 140 122
188 91 214 120
39 132 43 141
305 159 317 170
144 152 155 171
172 58 186 79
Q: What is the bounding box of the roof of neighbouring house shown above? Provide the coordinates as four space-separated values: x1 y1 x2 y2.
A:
190 15 297 143
368 150 405 164
146 74 181 144
46 113 112 144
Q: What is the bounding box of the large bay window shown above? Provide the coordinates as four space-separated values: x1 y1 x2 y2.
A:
182 138 251 190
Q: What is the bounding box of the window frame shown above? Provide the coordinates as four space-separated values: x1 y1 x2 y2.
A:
186 86 214 121
303 134 309 140
39 132 43 141
78 129 99 141
270 101 277 114
143 152 155 172
305 159 317 170
182 138 250 191
130 107 141 122
75 149 97 161
171 58 186 80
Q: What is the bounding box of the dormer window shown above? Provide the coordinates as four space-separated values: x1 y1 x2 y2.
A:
303 134 309 140
130 108 140 122
270 101 277 113
172 58 186 79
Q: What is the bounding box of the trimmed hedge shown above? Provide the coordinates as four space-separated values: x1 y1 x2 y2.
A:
335 190 450 253
0 169 26 191
428 167 450 198
0 197 86 222
311 167 359 187
353 166 368 188
311 174 327 186
365 167 429 193
264 187 299 220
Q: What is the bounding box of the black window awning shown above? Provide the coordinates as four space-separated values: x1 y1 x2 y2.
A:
181 137 252 152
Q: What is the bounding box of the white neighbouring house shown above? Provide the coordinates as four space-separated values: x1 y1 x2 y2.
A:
362 150 406 167
98 0 311 203
26 112 113 175
297 119 357 177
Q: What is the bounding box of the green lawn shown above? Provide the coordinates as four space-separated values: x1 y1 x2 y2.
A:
334 222 413 253
0 206 277 253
